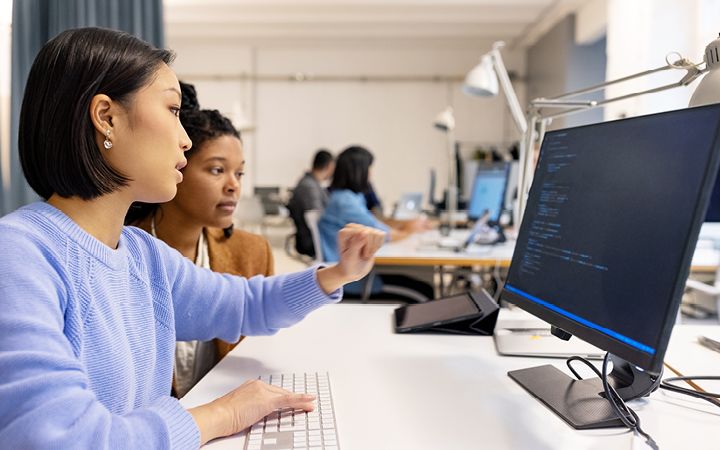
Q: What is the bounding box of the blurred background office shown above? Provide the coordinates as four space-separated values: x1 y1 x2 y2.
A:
0 0 719 280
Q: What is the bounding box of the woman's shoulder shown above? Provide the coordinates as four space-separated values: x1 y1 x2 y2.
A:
0 210 62 266
207 227 270 250
205 227 273 276
0 203 77 259
329 189 364 204
328 189 366 211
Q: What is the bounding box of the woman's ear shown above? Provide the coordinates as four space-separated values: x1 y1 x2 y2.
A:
88 94 116 139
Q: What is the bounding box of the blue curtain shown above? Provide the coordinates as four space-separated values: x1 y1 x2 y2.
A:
3 0 165 215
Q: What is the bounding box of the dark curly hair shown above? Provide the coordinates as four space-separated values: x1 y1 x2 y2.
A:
180 114 240 163
179 80 200 112
125 81 241 238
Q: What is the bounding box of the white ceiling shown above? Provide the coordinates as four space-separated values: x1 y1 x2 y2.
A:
164 0 588 48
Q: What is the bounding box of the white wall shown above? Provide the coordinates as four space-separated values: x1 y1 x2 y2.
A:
168 37 526 211
605 0 720 120
527 14 606 130
0 0 11 195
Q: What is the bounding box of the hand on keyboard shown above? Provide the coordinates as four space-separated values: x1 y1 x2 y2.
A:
188 379 315 445
245 373 340 450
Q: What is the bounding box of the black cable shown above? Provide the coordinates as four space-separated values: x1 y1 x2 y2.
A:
566 355 602 380
566 354 658 450
600 354 658 449
660 376 720 408
567 356 720 447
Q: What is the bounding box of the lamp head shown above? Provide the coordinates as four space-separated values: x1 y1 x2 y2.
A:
434 106 455 131
690 34 720 107
463 54 499 97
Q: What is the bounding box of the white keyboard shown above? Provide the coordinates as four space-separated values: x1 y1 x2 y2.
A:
243 372 340 450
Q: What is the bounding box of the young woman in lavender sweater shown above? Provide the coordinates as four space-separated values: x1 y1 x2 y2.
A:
0 27 385 449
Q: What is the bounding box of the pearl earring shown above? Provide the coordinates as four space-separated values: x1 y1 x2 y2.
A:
103 129 113 149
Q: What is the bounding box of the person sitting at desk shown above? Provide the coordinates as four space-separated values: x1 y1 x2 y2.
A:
364 181 383 217
0 27 386 448
125 81 274 398
287 149 335 257
318 145 434 301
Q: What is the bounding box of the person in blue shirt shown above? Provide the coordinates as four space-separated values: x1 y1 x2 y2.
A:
318 146 434 300
0 27 386 449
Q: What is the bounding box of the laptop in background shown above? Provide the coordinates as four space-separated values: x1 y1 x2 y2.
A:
393 192 423 220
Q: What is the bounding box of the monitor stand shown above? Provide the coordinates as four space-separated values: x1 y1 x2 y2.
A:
507 354 661 430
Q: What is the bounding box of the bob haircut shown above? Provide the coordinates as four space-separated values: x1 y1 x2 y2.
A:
330 145 374 194
19 27 175 200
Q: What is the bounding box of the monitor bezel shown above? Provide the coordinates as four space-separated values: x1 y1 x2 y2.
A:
467 162 511 221
500 104 720 375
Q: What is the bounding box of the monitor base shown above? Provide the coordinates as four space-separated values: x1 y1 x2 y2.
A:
509 364 624 430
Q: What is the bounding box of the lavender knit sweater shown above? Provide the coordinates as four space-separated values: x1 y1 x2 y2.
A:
0 202 341 449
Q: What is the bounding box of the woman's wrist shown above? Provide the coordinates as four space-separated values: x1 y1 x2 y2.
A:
188 400 231 446
316 265 353 294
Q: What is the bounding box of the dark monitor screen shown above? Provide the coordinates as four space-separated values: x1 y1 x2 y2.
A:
254 186 282 215
468 163 509 221
501 104 720 374
704 173 720 221
428 169 436 207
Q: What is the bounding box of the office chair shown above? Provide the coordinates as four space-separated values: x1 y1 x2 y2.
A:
303 210 324 265
360 269 430 303
306 209 430 303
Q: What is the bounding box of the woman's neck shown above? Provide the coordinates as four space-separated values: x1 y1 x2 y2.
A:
151 205 203 261
47 193 131 249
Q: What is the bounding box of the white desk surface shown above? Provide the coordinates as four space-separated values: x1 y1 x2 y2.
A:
374 229 515 266
181 304 720 450
374 230 720 273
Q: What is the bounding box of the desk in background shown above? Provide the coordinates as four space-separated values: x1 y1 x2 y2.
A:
375 229 720 274
180 304 719 450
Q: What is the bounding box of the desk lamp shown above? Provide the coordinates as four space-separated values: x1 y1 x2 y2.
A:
690 34 720 107
433 106 458 232
463 41 528 135
463 41 527 226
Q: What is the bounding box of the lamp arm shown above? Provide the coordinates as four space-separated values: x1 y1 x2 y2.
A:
514 53 705 226
533 100 597 108
542 60 704 102
491 45 528 134
538 78 702 121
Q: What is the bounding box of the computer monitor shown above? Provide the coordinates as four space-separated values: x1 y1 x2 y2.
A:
254 186 282 215
704 172 720 221
467 163 509 221
499 104 720 429
428 169 437 208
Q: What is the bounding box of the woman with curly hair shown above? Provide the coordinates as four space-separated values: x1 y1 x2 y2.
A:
126 82 274 397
